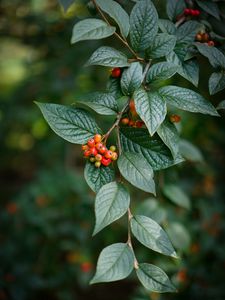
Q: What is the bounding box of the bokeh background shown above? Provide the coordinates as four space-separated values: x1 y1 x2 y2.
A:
0 1 225 300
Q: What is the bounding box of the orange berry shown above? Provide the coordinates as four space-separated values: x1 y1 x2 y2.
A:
105 150 113 159
177 269 188 283
196 34 202 41
94 134 102 143
90 147 98 156
111 152 118 161
101 157 112 166
202 33 209 42
111 67 121 78
95 161 101 168
87 138 95 148
129 99 137 116
82 144 89 151
170 114 181 123
121 118 129 125
6 202 18 215
95 154 103 161
81 262 93 273
84 150 91 157
128 120 135 126
109 145 116 152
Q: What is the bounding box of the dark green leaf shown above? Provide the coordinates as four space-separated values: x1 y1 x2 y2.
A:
121 62 143 96
196 0 220 20
59 0 74 12
177 21 201 43
195 43 225 69
90 243 134 284
166 222 191 251
35 102 101 144
146 62 178 83
179 139 203 162
146 33 177 59
166 0 186 21
209 72 225 95
118 152 155 194
131 215 178 258
158 19 176 35
216 100 225 110
163 184 191 209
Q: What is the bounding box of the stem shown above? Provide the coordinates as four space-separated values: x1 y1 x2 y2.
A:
175 15 186 27
91 0 144 62
127 208 139 269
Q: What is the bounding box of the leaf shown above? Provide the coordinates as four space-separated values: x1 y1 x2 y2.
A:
217 100 225 110
158 19 176 35
93 182 130 235
84 162 115 193
177 21 201 43
159 85 219 116
163 184 191 209
166 0 186 21
131 215 178 258
35 102 101 144
179 139 203 162
120 127 183 170
134 89 167 136
118 152 155 194
157 119 179 159
71 19 115 44
136 263 176 292
120 62 143 96
194 43 225 69
76 92 118 115
130 0 158 51
196 0 220 20
96 0 130 38
146 62 179 83
209 72 225 95
90 243 134 284
166 222 191 251
107 77 123 99
85 46 129 67
146 33 177 59
59 0 74 12
136 198 167 224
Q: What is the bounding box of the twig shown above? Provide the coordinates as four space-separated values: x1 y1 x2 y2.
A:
175 15 186 27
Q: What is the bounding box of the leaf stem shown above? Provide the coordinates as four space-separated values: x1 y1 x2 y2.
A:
127 208 139 269
91 0 144 62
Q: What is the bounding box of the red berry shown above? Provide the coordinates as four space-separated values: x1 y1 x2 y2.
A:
81 262 93 273
87 138 95 148
111 67 121 78
95 154 103 161
99 145 107 154
170 114 181 123
105 150 113 159
95 161 101 168
94 134 102 143
84 150 91 157
129 99 138 116
195 10 200 16
110 145 116 152
96 142 103 151
208 40 215 47
135 120 144 128
90 147 98 156
190 9 195 16
121 118 129 125
128 120 135 127
184 8 191 15
101 157 112 166
111 152 118 161
82 144 89 151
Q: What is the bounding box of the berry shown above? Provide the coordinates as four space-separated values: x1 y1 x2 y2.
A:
101 157 112 166
129 99 137 116
90 147 98 156
99 145 107 154
190 9 195 16
81 262 93 273
95 154 103 161
121 118 129 125
110 145 116 152
135 120 144 128
90 157 96 163
111 152 118 161
94 134 102 143
170 114 181 123
196 34 202 42
128 120 135 127
87 138 95 148
184 8 191 15
96 142 103 151
202 33 209 42
84 150 91 157
111 67 121 78
82 144 89 151
194 10 200 16
105 150 113 159
208 40 215 47
95 161 101 168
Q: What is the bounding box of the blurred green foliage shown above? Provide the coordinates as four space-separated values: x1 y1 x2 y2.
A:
0 0 225 300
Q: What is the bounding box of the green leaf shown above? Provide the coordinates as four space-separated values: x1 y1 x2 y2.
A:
157 119 179 159
194 43 225 69
158 19 176 35
131 215 178 258
146 62 178 83
90 243 134 284
107 77 123 99
166 0 186 21
179 139 203 162
196 0 220 20
136 263 177 292
177 21 201 43
217 100 225 110
130 0 158 51
134 89 167 136
35 102 101 144
96 0 130 38
118 152 155 194
163 184 191 209
136 198 167 224
85 46 129 67
120 127 183 170
84 162 115 193
146 33 177 59
120 62 143 96
209 72 225 95
76 92 118 115
71 19 115 44
59 0 74 12
159 85 219 116
166 222 191 251
93 182 130 235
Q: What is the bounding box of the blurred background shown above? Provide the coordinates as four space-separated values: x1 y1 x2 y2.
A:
0 1 225 300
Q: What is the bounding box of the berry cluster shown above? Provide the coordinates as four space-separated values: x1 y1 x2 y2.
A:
195 31 215 46
184 8 200 16
170 114 181 123
121 118 144 128
82 134 118 168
